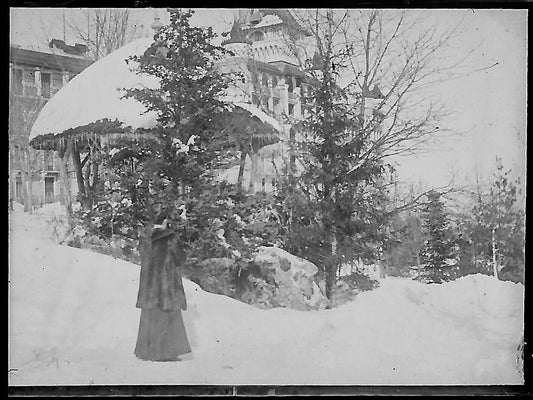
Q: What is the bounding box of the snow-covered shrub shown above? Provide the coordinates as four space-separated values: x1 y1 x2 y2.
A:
35 203 72 244
340 271 379 292
330 271 380 307
189 258 238 297
239 275 277 309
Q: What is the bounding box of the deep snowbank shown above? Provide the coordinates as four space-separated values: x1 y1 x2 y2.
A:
8 206 524 385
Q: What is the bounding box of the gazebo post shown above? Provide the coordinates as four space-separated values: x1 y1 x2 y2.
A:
237 147 248 191
58 138 73 221
71 141 89 210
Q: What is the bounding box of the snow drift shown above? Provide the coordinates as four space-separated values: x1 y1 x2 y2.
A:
8 205 524 385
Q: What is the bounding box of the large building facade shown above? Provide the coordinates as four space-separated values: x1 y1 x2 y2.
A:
11 9 311 209
9 40 92 208
218 9 312 192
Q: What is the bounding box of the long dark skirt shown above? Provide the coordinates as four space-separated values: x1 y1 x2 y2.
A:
134 308 191 361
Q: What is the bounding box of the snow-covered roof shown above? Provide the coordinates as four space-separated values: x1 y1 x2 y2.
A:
232 102 282 132
253 14 283 29
11 42 88 59
29 38 159 142
29 37 282 147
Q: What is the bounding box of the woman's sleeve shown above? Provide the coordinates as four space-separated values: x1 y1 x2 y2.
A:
138 227 153 267
170 237 186 268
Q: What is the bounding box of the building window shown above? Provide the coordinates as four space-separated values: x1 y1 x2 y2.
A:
41 73 51 98
11 68 23 95
301 85 308 103
261 96 268 110
15 176 22 199
248 31 265 42
287 78 294 92
52 72 63 87
45 151 55 171
252 94 261 107
44 176 55 203
23 69 37 97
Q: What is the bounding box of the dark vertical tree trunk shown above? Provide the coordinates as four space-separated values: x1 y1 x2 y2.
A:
17 150 33 214
248 150 259 193
58 140 73 221
237 149 247 191
71 143 88 209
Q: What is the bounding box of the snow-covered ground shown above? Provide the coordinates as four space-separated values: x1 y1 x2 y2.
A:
8 204 524 386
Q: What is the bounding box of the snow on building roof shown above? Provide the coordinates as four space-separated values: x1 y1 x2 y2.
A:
253 14 283 29
232 102 282 132
10 44 92 75
29 38 159 142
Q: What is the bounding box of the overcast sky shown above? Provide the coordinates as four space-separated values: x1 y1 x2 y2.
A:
10 8 527 194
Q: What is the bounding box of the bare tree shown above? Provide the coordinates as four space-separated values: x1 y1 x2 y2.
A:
287 9 467 168
65 9 139 61
271 9 470 297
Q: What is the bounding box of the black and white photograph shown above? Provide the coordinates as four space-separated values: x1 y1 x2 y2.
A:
8 7 527 390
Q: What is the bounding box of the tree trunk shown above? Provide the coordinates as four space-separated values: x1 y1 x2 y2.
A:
237 150 247 190
248 150 259 193
17 150 33 214
58 141 73 221
416 252 421 279
324 225 337 303
71 144 88 209
492 227 499 279
24 173 33 214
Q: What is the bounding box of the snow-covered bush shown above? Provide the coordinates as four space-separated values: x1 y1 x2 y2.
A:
191 258 237 297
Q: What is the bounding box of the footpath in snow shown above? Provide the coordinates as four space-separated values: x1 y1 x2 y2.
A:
8 205 524 386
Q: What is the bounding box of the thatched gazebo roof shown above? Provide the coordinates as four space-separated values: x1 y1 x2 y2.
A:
29 37 282 153
29 38 160 151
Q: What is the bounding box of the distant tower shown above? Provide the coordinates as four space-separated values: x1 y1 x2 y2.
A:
222 19 252 58
151 9 164 32
130 9 167 40
237 9 311 66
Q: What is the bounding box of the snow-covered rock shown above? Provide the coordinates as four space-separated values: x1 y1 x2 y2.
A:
254 246 318 276
253 246 327 310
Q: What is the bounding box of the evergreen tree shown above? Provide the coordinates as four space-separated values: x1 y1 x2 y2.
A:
291 43 389 300
421 191 458 283
383 211 425 278
82 9 239 246
122 9 233 200
102 9 235 224
277 9 465 298
470 159 525 282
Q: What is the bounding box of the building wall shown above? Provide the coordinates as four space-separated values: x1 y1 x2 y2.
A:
9 45 89 208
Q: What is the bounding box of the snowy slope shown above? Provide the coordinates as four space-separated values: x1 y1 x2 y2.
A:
8 206 524 386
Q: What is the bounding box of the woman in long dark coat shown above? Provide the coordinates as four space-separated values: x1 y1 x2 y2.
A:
134 212 191 361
